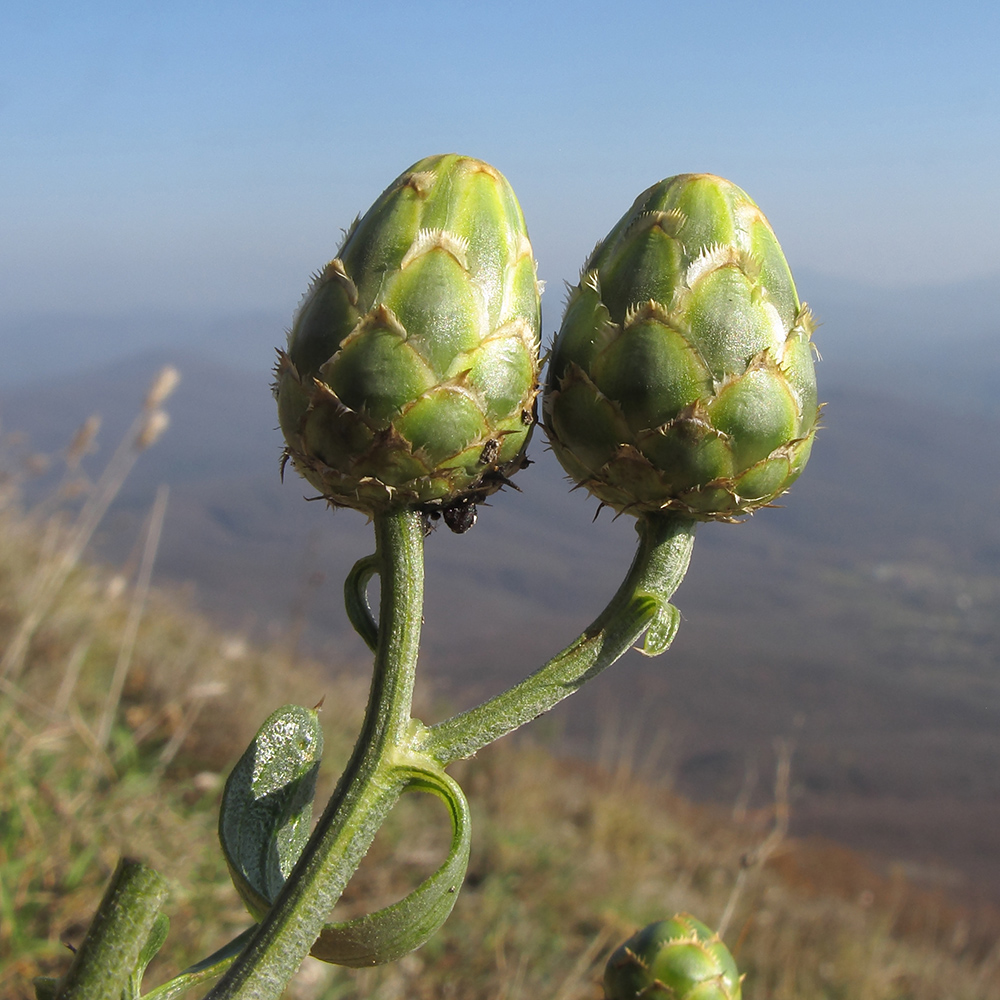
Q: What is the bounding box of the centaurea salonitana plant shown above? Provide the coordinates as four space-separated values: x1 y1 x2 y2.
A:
40 159 816 1000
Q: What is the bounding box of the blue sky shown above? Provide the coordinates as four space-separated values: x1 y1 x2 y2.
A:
2 0 998 331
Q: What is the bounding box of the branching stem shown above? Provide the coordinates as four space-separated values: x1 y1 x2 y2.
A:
205 509 427 1000
421 513 696 764
58 512 697 1000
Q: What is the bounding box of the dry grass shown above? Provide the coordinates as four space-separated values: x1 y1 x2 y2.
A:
3 410 1000 999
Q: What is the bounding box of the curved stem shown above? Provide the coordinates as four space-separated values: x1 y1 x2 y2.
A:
345 553 379 652
206 509 425 1000
204 512 694 997
420 513 696 765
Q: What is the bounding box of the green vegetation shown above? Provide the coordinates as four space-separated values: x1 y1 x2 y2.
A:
3 424 1000 998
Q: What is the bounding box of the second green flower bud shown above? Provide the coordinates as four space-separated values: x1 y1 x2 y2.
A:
544 173 818 521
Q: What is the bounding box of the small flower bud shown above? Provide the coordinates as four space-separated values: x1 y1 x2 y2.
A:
604 914 742 1000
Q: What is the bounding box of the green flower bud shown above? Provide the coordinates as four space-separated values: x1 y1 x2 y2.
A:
276 154 541 529
604 914 742 1000
543 174 818 521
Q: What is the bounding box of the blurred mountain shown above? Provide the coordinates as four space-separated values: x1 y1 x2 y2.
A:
4 270 997 413
1 273 999 903
795 269 1000 417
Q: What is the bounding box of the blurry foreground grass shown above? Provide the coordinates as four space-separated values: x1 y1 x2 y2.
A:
3 414 1000 1000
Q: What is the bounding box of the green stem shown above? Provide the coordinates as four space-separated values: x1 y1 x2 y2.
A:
421 513 696 765
202 512 693 996
206 509 426 1000
54 857 169 1000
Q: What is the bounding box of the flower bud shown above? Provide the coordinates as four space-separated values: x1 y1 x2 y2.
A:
275 155 541 528
544 174 818 520
604 914 742 1000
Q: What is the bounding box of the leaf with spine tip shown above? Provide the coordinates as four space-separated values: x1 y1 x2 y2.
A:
219 704 324 920
640 602 681 656
310 766 471 968
219 705 470 968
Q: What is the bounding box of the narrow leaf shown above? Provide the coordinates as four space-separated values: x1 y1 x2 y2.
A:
310 767 471 967
142 926 256 1000
124 912 170 999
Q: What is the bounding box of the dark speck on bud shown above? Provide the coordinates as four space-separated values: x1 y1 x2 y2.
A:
479 438 501 466
442 498 478 534
421 496 478 535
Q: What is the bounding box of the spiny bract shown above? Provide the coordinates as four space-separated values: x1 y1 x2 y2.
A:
275 154 541 526
604 914 743 1000
543 173 818 521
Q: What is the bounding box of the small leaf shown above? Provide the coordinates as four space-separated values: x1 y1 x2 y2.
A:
640 602 681 656
142 926 256 1000
219 705 324 919
310 767 471 967
122 912 170 999
345 553 379 652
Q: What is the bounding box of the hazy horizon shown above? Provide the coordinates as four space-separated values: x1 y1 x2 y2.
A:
3 268 997 416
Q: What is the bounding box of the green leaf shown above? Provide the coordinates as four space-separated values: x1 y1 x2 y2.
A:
345 553 379 652
640 602 681 657
123 912 170 999
219 705 324 920
142 927 256 1000
310 766 471 968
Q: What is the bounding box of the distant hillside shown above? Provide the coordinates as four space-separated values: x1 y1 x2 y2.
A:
794 269 1000 417
2 270 999 414
2 285 999 904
